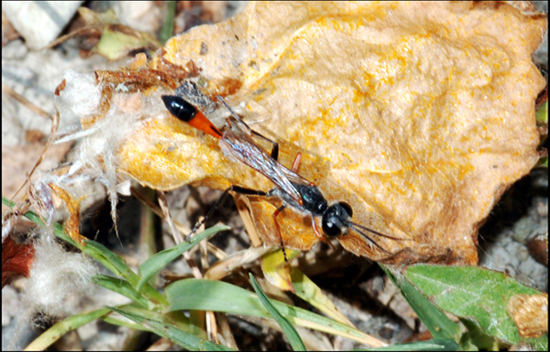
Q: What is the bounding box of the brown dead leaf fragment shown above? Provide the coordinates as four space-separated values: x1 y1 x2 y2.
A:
507 293 548 338
2 236 35 288
108 2 546 264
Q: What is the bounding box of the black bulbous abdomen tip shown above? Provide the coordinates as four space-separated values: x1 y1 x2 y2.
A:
162 95 197 122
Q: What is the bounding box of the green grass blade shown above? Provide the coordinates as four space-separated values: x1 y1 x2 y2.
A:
101 316 151 331
136 224 230 291
166 278 268 315
367 339 460 351
405 265 547 350
2 196 16 208
109 306 233 351
460 318 499 351
537 101 547 124
84 240 139 281
381 265 462 342
159 1 177 44
165 278 384 347
107 304 202 336
290 267 355 328
250 273 306 351
93 274 152 309
83 240 168 308
3 196 79 247
24 308 110 350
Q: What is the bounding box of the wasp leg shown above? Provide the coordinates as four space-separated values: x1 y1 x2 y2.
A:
271 205 288 262
291 152 302 173
251 129 279 161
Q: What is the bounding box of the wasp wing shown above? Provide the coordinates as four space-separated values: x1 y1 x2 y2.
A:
219 126 303 204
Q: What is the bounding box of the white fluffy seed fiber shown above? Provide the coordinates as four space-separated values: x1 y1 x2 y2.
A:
24 235 97 318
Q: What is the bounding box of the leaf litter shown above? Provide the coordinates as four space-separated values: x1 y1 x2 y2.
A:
11 1 543 266
2 2 547 349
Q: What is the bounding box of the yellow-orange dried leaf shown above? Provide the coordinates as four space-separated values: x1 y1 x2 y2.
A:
261 249 299 292
49 184 85 245
113 2 545 264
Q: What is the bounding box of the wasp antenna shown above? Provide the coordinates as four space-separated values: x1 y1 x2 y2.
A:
348 223 392 254
217 96 242 120
349 222 407 241
217 95 255 135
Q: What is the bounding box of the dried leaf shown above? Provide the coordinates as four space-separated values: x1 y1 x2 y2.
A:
2 236 35 287
507 293 549 338
48 184 85 244
261 249 299 292
96 2 546 264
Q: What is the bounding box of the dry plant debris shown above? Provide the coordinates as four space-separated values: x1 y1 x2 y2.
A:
507 293 548 338
1 236 34 288
102 2 546 264
49 7 162 60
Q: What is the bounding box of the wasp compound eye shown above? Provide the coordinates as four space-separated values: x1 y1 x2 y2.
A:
162 95 197 122
322 203 353 237
337 202 352 217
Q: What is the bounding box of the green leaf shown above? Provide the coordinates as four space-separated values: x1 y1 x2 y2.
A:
260 249 355 328
165 278 385 347
367 338 460 351
382 265 462 342
250 273 306 351
166 278 268 316
405 265 547 349
109 306 233 351
25 308 111 350
136 224 230 291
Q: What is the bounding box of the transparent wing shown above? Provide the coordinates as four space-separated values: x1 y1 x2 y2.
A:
220 126 303 204
228 115 312 188
278 162 312 187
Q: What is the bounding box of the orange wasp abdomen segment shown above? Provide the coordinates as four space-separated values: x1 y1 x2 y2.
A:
189 110 223 139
